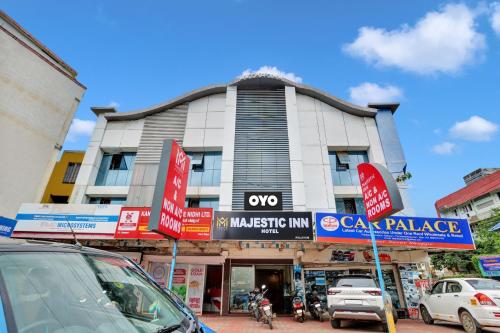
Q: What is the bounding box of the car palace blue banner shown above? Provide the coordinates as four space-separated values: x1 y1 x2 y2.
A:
0 216 17 238
479 255 500 277
315 213 475 250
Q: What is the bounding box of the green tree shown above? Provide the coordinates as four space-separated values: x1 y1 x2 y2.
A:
431 208 500 274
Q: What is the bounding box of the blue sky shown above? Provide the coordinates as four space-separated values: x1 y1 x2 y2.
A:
3 0 499 216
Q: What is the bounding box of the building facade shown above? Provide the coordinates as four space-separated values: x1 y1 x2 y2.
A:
0 11 86 218
435 169 500 224
40 151 84 204
52 75 432 316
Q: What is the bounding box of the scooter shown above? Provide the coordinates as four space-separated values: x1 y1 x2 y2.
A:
257 284 273 329
309 299 325 322
292 293 306 323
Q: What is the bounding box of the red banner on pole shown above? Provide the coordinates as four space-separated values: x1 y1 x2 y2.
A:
357 163 404 222
148 140 190 239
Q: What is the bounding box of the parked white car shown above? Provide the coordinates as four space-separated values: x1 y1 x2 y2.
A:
419 278 500 333
327 274 397 331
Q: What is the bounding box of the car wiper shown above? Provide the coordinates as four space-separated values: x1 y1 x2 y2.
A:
156 324 182 333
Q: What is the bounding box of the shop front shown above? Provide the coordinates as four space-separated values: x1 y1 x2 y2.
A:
212 211 314 315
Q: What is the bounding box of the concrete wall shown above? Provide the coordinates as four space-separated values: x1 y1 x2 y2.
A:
0 21 85 218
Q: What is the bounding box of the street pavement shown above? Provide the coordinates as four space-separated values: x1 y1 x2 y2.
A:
200 316 500 333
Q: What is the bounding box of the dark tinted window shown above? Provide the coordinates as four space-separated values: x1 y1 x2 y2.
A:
334 277 377 288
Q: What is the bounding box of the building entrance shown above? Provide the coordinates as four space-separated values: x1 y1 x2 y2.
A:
255 265 292 314
228 260 294 314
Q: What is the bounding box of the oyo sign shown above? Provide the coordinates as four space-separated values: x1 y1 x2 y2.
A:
244 192 282 211
148 140 190 239
357 163 403 222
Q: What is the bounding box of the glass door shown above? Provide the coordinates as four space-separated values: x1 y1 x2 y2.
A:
230 266 254 313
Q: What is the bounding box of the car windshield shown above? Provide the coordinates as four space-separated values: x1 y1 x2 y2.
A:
466 279 500 290
334 277 377 288
0 252 189 333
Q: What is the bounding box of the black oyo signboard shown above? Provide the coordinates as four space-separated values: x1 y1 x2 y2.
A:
244 192 282 211
212 211 313 241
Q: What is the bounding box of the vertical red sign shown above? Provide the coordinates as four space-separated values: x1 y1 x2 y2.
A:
149 140 190 239
357 163 404 222
159 141 190 238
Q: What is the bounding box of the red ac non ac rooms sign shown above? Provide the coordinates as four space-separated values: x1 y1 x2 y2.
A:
148 140 190 239
357 163 404 222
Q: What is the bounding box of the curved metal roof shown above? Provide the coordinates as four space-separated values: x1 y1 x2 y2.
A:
104 74 379 121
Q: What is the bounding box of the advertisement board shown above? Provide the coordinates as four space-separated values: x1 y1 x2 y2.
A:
186 265 206 314
149 140 190 239
479 255 500 277
115 207 163 239
181 208 213 241
315 213 475 249
14 204 120 238
172 264 189 301
212 211 313 241
0 216 17 238
115 207 212 240
244 192 282 211
357 163 403 221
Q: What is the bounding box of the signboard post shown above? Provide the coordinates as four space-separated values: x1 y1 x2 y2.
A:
148 139 190 289
357 163 404 333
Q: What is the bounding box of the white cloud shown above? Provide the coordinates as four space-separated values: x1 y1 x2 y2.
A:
343 4 486 75
238 66 303 83
491 2 500 36
67 118 96 142
449 115 498 141
107 100 120 109
348 82 403 106
433 128 442 134
432 142 457 155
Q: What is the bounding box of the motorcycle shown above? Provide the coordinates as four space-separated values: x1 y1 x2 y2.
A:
249 288 260 322
257 284 273 329
292 293 306 323
309 299 325 322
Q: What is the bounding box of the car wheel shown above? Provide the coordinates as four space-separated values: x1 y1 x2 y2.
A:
460 310 482 333
420 306 434 325
331 319 341 329
392 309 398 324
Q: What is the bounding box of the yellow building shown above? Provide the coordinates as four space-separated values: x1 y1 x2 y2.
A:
41 151 84 204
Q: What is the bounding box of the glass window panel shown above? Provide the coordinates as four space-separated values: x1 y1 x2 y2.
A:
335 199 346 213
230 266 254 313
355 198 366 215
115 171 128 186
201 169 214 186
212 169 221 186
213 153 222 170
105 170 118 186
190 171 202 186
203 153 215 170
338 170 351 186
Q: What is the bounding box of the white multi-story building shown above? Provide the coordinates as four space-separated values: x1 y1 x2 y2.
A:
0 11 86 218
70 75 414 216
16 74 450 318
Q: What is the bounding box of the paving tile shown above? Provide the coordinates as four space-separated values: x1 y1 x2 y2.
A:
199 316 500 333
